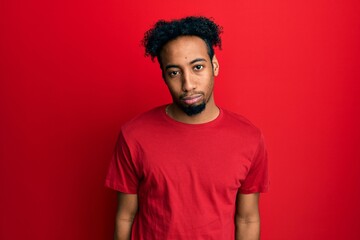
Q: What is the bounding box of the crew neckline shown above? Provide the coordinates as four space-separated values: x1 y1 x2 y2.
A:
161 104 224 128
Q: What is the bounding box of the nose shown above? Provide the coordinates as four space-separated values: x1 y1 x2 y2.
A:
182 71 196 92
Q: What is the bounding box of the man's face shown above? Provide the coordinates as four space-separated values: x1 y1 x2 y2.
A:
159 36 219 116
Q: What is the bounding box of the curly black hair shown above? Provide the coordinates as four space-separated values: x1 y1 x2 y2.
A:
142 16 223 62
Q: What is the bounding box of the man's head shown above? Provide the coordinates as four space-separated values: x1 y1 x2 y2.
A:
142 16 223 118
142 16 223 65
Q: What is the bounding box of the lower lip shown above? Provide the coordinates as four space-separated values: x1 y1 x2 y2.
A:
182 96 202 105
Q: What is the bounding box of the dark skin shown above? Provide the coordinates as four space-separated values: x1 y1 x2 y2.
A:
160 36 220 124
114 193 137 240
114 36 261 240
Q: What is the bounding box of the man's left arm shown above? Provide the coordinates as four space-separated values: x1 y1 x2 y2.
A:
235 192 261 240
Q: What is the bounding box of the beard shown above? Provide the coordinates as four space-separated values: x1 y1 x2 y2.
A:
175 91 208 116
177 101 206 116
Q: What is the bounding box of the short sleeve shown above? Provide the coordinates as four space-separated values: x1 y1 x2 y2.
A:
240 134 269 194
105 130 139 194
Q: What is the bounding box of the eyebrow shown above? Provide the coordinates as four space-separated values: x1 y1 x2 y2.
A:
190 58 207 64
165 58 207 70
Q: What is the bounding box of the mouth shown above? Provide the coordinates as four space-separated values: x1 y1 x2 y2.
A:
180 94 203 105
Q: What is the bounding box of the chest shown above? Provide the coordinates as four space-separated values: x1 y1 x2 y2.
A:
136 130 255 193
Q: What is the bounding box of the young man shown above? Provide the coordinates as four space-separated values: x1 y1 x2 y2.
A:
105 16 269 240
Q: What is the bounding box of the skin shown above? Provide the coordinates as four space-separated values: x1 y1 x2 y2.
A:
114 36 261 240
236 193 261 240
159 36 219 124
114 193 138 240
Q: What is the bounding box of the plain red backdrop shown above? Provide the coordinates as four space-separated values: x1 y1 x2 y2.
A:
1 0 359 239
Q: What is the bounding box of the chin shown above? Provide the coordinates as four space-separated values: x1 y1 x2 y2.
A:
180 102 206 116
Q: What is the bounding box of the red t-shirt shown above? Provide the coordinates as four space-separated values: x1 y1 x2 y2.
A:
105 105 269 239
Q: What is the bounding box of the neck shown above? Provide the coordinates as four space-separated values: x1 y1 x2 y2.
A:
166 98 219 124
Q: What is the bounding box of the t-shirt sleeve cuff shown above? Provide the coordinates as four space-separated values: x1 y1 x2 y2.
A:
239 184 269 194
104 179 138 194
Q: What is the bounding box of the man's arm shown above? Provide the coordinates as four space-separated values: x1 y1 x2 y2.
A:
114 192 138 240
235 192 261 240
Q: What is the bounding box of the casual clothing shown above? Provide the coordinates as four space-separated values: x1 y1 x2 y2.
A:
105 105 269 240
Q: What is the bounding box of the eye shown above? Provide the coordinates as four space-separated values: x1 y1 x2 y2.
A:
194 65 204 71
168 70 180 77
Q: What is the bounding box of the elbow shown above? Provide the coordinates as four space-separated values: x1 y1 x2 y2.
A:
235 212 260 225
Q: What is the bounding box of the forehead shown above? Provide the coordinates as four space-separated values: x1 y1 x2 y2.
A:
160 36 209 64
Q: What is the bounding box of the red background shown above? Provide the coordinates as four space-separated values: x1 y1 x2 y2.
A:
1 0 359 239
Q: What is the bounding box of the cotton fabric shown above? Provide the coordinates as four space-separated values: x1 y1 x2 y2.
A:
105 105 268 239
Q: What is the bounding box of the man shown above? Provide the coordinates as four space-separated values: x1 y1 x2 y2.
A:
105 16 269 240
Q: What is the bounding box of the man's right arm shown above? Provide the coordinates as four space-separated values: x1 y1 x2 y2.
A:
114 192 138 240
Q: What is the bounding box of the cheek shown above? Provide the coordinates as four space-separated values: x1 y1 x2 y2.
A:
166 81 181 96
205 76 214 91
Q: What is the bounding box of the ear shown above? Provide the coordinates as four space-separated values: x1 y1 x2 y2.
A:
162 71 167 82
158 61 167 82
212 55 219 76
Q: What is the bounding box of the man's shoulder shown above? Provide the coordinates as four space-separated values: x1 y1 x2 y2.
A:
220 107 262 137
121 105 166 133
